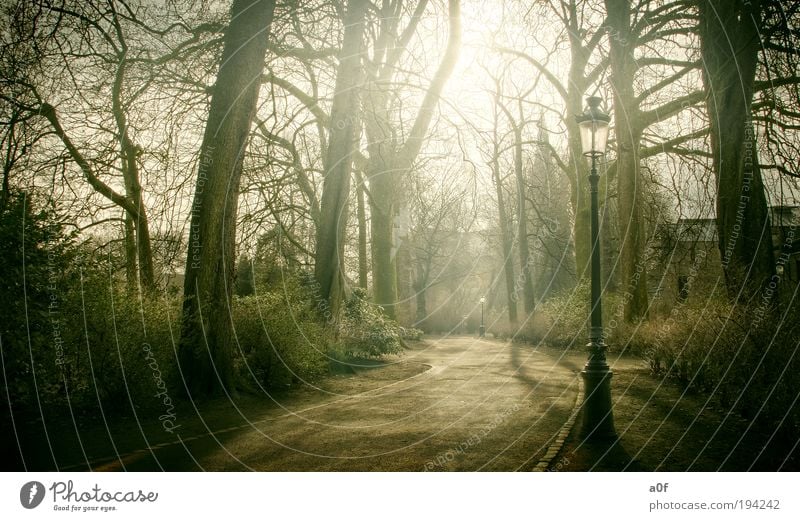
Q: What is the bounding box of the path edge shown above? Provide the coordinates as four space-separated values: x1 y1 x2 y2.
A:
532 373 583 472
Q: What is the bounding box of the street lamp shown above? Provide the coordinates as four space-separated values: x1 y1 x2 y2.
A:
479 297 486 338
575 96 616 440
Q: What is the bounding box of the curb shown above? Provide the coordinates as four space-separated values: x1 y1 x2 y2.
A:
533 373 583 472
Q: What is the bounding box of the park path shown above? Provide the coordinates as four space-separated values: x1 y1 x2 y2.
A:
16 336 582 471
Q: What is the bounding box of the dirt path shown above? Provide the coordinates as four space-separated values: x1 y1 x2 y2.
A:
12 336 581 471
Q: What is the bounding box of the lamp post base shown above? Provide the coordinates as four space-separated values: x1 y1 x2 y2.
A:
478 325 485 338
580 365 616 440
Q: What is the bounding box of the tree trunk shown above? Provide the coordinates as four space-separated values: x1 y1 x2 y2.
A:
363 79 397 316
615 124 648 321
133 206 155 291
415 283 427 324
124 214 137 290
565 1 595 283
363 0 461 319
567 101 591 282
699 0 775 295
606 0 648 322
491 126 518 326
395 235 414 324
123 155 155 292
314 0 367 316
356 170 369 290
512 120 536 315
179 0 276 397
113 50 156 293
368 168 398 317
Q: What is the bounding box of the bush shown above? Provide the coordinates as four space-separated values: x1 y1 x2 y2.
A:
1 191 182 418
1 192 73 409
335 288 406 358
398 326 424 341
232 284 331 390
627 292 800 438
2 195 412 422
61 269 180 410
513 281 591 346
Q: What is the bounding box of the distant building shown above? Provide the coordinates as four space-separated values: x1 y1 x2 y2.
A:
770 205 800 281
653 206 800 302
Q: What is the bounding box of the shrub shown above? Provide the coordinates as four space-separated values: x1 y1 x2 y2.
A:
1 192 182 419
627 292 800 439
514 281 591 346
335 288 406 358
62 270 181 411
232 284 331 390
1 192 73 410
398 326 424 341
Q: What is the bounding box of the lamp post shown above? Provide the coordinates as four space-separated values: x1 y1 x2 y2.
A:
479 297 486 338
575 96 616 440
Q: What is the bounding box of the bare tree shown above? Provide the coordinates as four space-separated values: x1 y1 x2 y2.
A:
496 99 536 315
314 0 368 315
698 0 778 295
497 0 607 283
362 0 461 318
179 0 276 396
488 94 518 325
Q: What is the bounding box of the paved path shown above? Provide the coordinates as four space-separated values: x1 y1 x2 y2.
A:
14 336 582 471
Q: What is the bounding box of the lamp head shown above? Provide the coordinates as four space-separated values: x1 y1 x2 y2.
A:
576 96 610 158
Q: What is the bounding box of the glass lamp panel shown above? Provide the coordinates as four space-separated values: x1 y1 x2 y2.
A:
593 121 610 154
578 119 594 155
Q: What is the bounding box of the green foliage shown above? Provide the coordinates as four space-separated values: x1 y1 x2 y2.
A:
1 199 413 420
515 281 591 346
398 326 424 341
334 288 406 358
1 191 181 417
234 255 255 297
232 283 330 389
1 191 74 410
63 269 180 409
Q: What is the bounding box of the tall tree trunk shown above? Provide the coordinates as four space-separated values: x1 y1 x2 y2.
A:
179 0 276 396
363 78 397 315
606 0 648 322
122 160 155 292
395 236 414 323
615 123 647 321
565 0 598 282
491 124 518 326
113 47 156 292
355 170 369 290
368 167 398 316
364 0 461 319
121 145 155 292
512 118 536 315
132 204 155 291
124 214 137 290
699 0 775 295
415 286 427 323
314 0 367 316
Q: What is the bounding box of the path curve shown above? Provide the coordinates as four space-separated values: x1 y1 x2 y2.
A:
31 336 580 471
